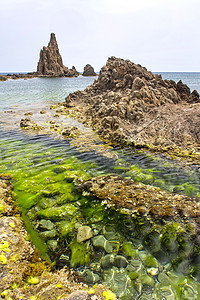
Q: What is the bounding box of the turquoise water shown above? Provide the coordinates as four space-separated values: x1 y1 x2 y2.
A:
0 76 95 110
0 74 200 298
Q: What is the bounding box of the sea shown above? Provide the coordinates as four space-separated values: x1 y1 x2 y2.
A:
0 72 200 110
0 72 200 298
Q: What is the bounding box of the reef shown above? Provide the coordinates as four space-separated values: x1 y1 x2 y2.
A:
64 56 200 161
36 33 79 77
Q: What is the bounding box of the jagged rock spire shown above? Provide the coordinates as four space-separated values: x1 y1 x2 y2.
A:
37 33 79 77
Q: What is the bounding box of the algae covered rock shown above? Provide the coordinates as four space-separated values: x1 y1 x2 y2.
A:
47 239 58 251
36 203 78 220
70 241 90 267
38 219 54 231
39 229 57 240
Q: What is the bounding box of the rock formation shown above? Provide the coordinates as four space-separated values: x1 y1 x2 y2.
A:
64 56 200 157
37 33 79 77
82 64 96 76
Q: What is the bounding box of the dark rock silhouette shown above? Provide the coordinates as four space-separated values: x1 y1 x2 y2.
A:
37 33 79 77
82 64 96 76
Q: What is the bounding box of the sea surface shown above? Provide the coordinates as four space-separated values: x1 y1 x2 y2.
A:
0 72 200 111
0 73 200 298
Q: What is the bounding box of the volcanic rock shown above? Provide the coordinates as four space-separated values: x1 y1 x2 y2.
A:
64 56 200 156
82 64 96 76
37 33 79 77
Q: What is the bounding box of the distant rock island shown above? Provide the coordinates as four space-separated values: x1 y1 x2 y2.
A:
82 64 97 76
0 33 79 80
37 33 79 77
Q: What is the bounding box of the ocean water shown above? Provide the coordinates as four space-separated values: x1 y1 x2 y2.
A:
0 72 200 111
0 75 95 110
158 72 200 93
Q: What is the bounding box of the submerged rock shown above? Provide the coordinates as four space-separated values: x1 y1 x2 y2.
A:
62 126 80 138
78 269 100 283
37 33 79 77
39 229 57 240
77 226 93 242
92 235 113 253
38 219 54 230
100 254 115 269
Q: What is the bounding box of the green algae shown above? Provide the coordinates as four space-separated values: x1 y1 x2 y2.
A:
22 211 50 261
70 240 90 267
121 242 135 258
1 131 200 298
57 220 75 237
36 204 78 220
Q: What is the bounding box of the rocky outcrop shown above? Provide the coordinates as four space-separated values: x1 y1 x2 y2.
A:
82 64 97 76
37 33 79 77
0 75 8 81
0 174 103 299
64 56 200 157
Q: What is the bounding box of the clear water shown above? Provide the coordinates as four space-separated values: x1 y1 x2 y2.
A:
0 76 95 110
0 74 200 298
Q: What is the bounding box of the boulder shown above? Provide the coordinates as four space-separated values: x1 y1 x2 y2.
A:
77 226 93 242
37 33 79 77
82 64 96 76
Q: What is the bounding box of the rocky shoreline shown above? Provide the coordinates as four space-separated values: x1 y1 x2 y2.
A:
1 55 200 298
63 56 200 163
0 174 107 299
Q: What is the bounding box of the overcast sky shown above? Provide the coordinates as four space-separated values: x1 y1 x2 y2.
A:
0 0 200 73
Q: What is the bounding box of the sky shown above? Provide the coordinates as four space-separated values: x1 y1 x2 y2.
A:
0 0 200 73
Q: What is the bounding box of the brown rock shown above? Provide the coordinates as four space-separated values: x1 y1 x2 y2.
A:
37 33 79 77
82 64 96 76
0 75 7 81
62 291 99 300
64 56 200 156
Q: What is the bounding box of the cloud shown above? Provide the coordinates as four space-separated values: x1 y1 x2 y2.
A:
95 0 162 14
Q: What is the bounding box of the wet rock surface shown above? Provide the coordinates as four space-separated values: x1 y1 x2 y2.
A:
37 33 79 77
64 56 200 160
0 174 105 299
79 174 200 222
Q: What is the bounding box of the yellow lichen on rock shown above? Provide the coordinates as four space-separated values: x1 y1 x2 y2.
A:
102 290 116 300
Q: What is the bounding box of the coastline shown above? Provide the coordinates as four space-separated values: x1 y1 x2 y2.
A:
1 56 200 299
